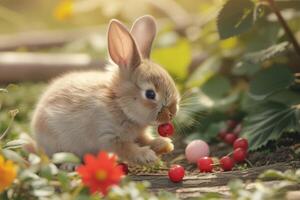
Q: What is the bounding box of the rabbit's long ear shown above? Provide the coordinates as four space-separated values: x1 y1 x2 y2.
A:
130 15 156 59
108 20 141 69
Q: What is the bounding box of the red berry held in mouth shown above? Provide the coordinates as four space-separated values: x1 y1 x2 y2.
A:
158 123 174 137
233 138 248 150
118 163 129 175
224 133 237 144
197 157 214 173
220 156 234 171
168 165 185 183
233 148 247 162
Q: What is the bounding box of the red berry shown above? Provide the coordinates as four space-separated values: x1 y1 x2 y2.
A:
224 133 238 144
233 138 248 150
218 130 227 139
168 165 185 183
220 156 234 171
227 120 239 130
233 148 247 162
158 123 174 137
118 163 129 175
197 157 213 173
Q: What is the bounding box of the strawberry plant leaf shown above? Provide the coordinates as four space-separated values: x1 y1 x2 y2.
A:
249 66 294 100
242 41 290 64
241 102 300 151
217 0 256 39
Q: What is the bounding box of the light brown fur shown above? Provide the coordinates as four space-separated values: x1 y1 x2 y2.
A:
31 16 180 166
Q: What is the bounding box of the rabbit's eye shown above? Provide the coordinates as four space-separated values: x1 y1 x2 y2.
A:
145 89 156 100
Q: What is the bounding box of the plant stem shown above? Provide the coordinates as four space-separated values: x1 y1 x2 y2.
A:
266 0 300 57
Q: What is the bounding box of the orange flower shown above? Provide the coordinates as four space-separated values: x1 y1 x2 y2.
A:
76 151 123 195
0 155 17 192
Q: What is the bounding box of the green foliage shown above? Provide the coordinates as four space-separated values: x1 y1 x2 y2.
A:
217 0 256 39
152 39 191 81
241 102 300 150
241 42 291 65
249 66 294 100
52 152 81 164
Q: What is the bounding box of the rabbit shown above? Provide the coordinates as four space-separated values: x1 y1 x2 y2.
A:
31 15 180 166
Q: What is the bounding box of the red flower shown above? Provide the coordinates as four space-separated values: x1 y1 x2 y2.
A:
76 151 124 195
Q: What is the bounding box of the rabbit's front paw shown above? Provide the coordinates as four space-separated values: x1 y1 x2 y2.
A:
150 137 174 154
131 147 158 165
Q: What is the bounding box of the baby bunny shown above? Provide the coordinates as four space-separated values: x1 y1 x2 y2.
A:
31 15 180 165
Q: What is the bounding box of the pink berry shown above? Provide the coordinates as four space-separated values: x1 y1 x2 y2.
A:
224 133 238 144
158 123 174 137
185 140 210 163
233 148 247 162
197 157 213 173
220 156 234 171
168 165 185 183
233 138 248 150
227 120 238 130
118 163 129 175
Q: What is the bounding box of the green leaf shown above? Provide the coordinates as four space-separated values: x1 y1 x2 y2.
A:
4 139 28 149
152 39 191 80
249 66 294 100
52 152 80 164
268 90 300 105
259 169 300 183
232 61 261 76
201 75 231 100
217 0 256 39
242 41 290 64
241 102 300 150
259 170 285 180
2 149 28 167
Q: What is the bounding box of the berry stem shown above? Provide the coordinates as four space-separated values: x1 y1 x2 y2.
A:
265 0 300 57
226 152 233 157
245 159 254 168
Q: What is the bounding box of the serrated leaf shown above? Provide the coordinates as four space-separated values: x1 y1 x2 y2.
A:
217 0 256 39
241 102 300 150
243 42 290 64
52 152 80 164
152 39 191 80
249 66 294 100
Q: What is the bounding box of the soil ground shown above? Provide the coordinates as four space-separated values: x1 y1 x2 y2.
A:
129 134 300 199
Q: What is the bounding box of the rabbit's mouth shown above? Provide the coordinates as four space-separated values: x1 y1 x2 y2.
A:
156 104 176 124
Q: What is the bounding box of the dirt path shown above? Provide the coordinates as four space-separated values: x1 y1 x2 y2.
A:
131 161 300 199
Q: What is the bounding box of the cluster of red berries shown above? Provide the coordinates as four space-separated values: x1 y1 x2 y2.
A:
169 120 249 183
198 137 248 172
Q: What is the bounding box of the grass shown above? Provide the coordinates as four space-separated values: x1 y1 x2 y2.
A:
0 83 45 138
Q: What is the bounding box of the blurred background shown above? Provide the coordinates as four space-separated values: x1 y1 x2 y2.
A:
0 0 300 153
